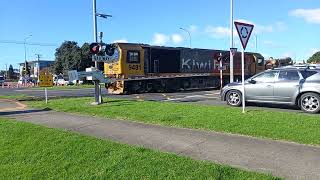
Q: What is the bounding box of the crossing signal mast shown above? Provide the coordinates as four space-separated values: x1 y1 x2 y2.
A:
88 31 118 105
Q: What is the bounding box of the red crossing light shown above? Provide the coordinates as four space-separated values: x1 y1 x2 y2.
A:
90 43 101 54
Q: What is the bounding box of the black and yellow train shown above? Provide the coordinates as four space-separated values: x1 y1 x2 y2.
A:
100 43 265 94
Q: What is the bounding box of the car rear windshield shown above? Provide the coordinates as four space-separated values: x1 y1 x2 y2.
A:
300 70 318 79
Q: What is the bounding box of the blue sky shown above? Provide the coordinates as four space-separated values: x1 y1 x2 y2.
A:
1 0 320 69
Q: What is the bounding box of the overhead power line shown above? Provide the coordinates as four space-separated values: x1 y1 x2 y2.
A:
0 40 58 47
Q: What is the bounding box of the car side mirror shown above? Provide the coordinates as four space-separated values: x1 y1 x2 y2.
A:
249 79 256 84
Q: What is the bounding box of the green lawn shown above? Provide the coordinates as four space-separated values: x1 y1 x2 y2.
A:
27 97 320 145
0 118 278 179
0 94 29 100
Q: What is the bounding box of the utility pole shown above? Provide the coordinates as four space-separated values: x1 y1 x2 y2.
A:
93 0 98 68
229 0 234 83
92 0 101 105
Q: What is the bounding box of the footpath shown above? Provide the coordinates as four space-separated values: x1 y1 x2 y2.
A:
1 103 320 180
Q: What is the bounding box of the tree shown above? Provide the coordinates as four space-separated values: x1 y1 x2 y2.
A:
8 64 14 79
80 43 94 71
0 70 5 76
307 51 320 64
53 41 94 75
53 41 82 75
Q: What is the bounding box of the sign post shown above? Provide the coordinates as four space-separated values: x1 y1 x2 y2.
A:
39 70 53 104
234 21 254 113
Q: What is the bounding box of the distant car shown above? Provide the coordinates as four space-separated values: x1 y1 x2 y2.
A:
68 79 84 85
0 76 4 85
221 67 320 113
18 77 34 85
55 78 69 86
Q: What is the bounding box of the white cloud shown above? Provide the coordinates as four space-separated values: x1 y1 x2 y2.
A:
171 34 184 44
205 26 232 38
290 8 320 24
205 20 285 39
152 33 170 46
112 39 128 43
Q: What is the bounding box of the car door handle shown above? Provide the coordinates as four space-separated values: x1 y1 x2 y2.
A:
266 85 272 88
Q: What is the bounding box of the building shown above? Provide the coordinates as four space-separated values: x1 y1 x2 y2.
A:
19 60 54 78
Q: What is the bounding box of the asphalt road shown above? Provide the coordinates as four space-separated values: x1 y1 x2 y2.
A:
0 87 316 114
0 87 221 102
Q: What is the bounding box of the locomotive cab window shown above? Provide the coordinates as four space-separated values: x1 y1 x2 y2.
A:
127 51 140 63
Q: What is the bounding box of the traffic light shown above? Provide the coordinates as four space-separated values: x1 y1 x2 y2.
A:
23 62 31 76
90 43 116 56
105 44 115 56
90 43 103 54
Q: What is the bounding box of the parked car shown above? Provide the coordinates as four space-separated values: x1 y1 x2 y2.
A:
55 78 69 86
221 67 320 113
18 77 35 85
0 76 4 85
68 79 84 85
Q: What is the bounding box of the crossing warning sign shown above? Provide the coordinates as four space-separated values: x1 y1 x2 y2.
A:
234 21 254 50
39 70 53 87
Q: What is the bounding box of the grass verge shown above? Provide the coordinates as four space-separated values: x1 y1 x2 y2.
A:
26 97 320 145
0 118 278 179
0 94 29 100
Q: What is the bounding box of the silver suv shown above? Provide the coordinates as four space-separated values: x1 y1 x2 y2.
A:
221 67 320 113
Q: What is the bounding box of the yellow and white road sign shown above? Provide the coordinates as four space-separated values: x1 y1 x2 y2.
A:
39 71 53 87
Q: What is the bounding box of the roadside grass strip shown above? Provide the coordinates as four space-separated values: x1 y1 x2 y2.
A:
27 97 320 145
0 118 278 179
0 95 29 100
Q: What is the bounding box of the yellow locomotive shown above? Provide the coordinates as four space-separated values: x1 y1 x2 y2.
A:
103 43 265 94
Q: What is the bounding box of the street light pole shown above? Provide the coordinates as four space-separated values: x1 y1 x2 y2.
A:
229 0 234 83
180 27 191 48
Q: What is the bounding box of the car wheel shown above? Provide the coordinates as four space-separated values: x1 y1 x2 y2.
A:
226 90 242 107
300 93 320 114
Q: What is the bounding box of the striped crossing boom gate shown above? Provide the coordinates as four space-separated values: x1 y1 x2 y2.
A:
68 68 116 105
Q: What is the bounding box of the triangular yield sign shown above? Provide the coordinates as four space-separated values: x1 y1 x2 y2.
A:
234 21 254 50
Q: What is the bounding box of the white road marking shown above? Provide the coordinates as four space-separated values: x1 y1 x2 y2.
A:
163 94 219 102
